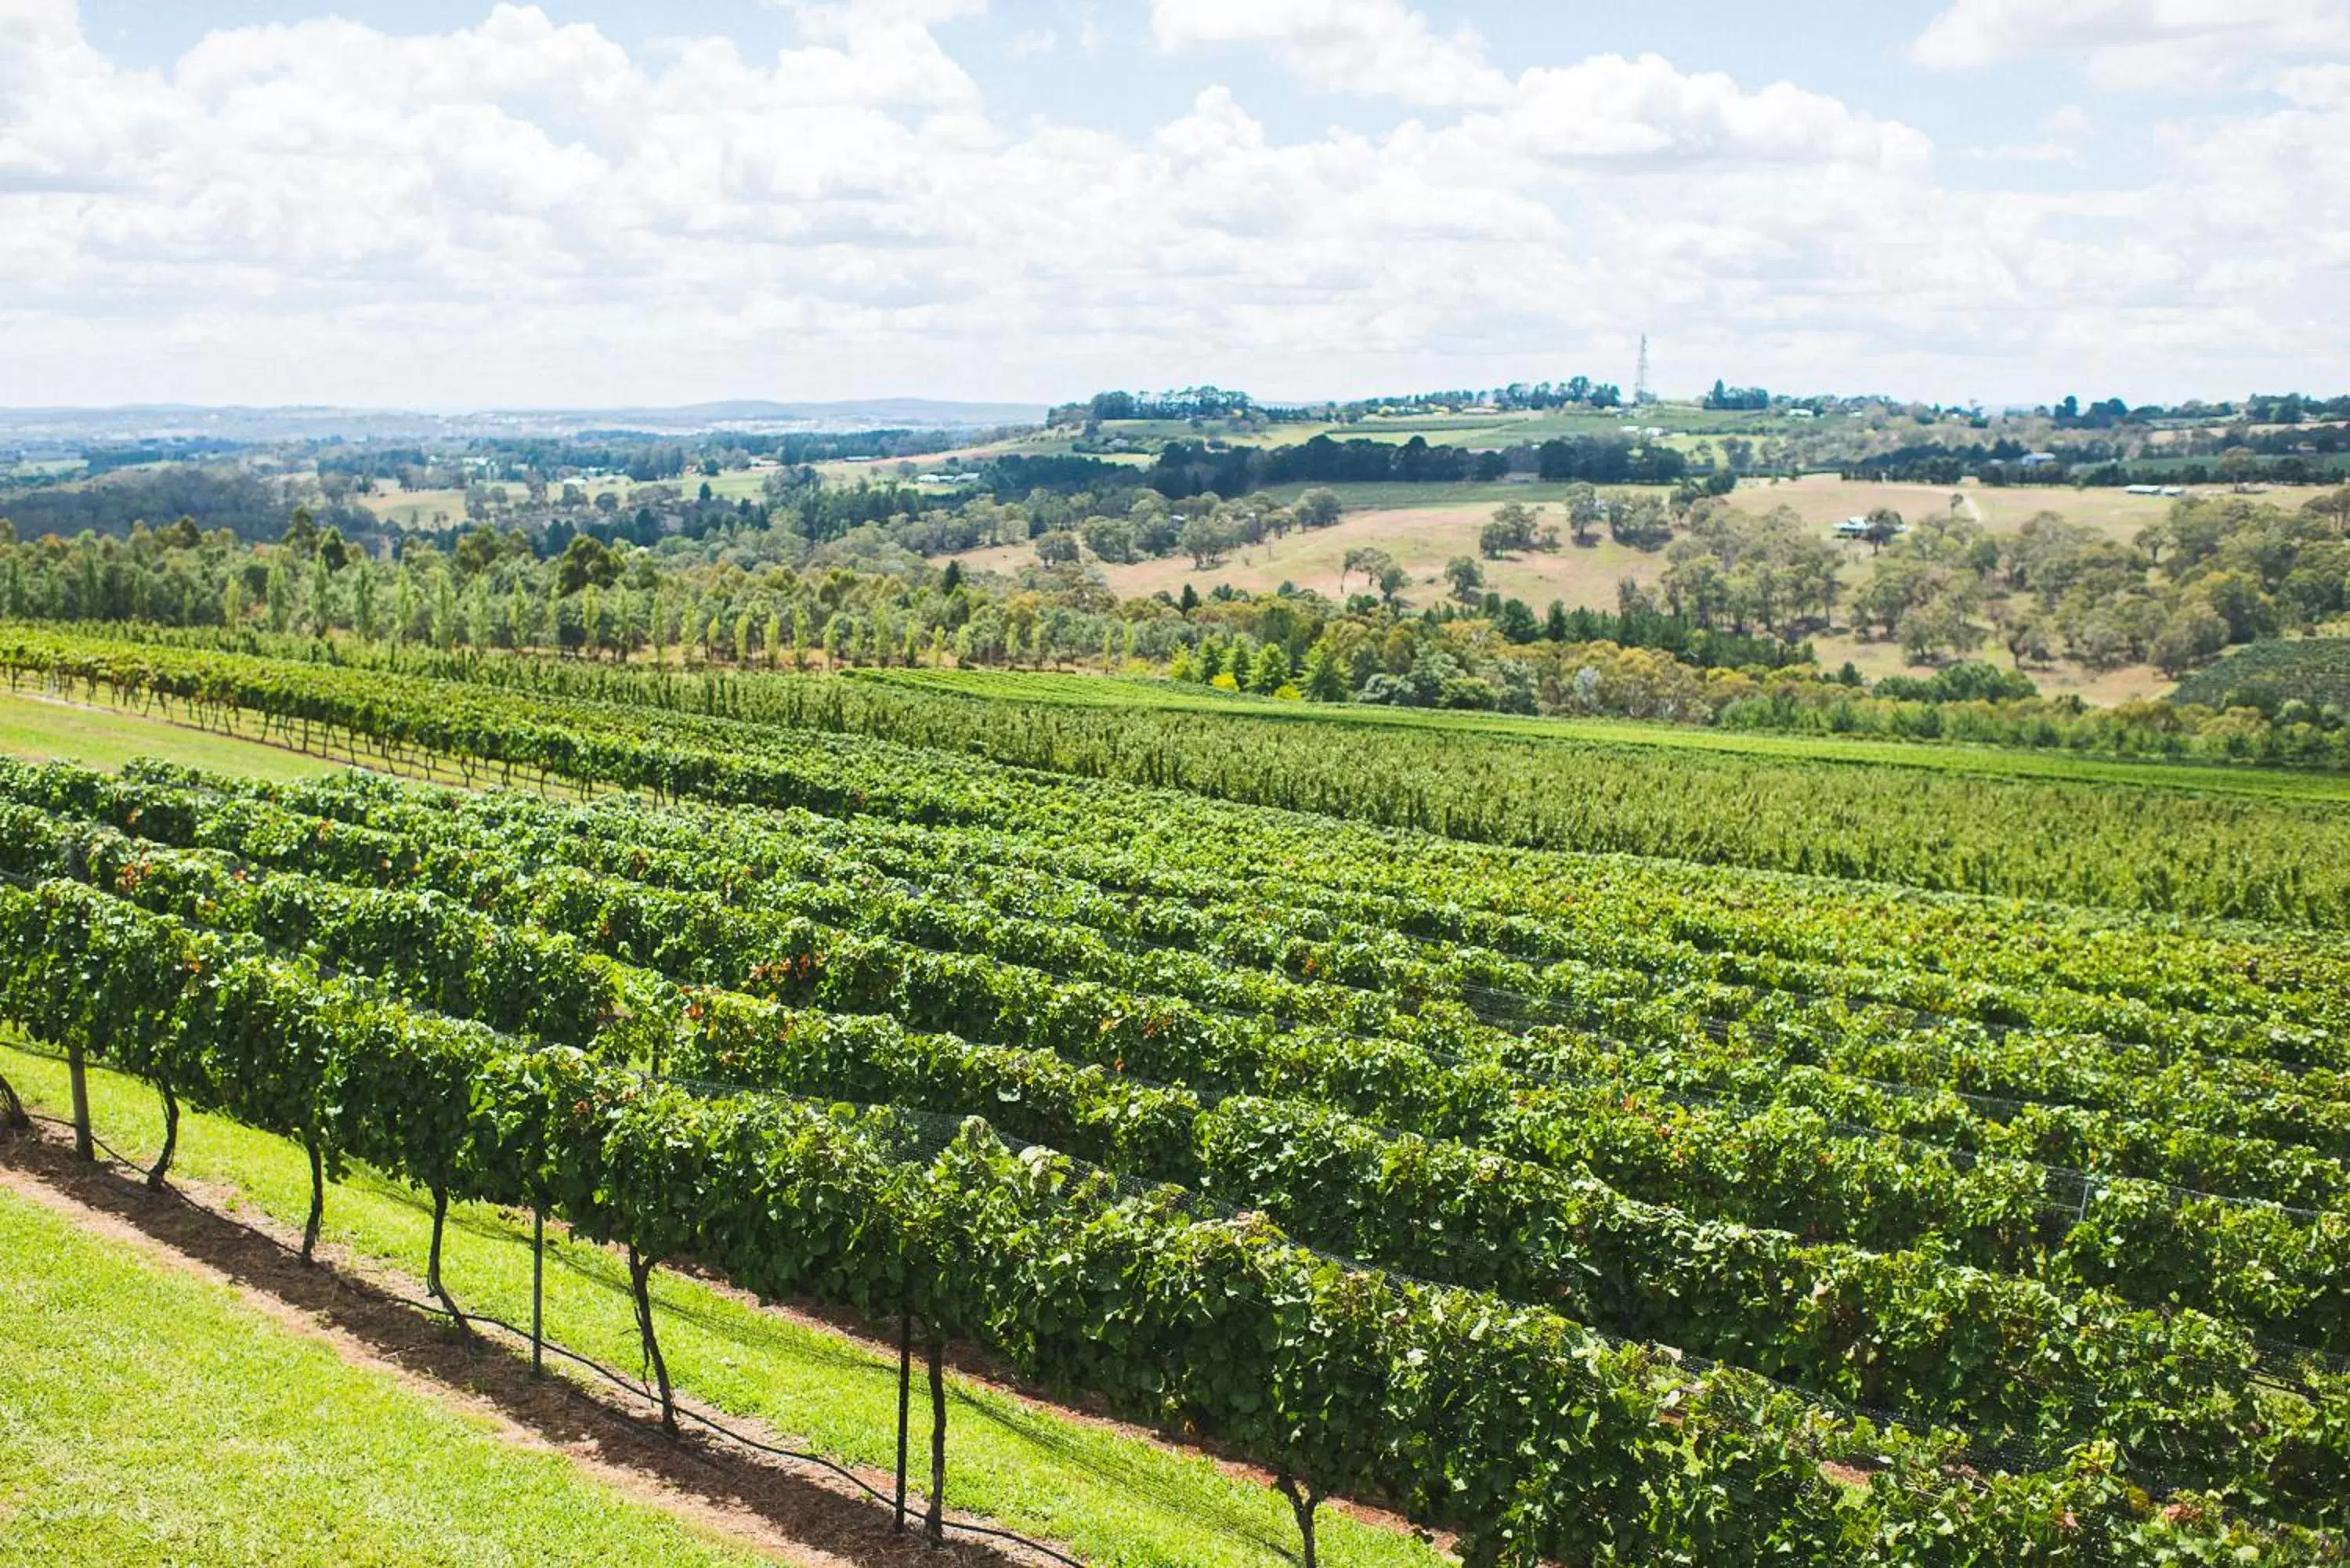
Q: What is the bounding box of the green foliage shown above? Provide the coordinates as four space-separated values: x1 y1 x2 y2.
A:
5 622 2350 1555
2172 638 2350 714
7 758 2349 1517
13 630 2350 923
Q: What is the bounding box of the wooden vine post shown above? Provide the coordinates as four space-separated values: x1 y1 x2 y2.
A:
531 1209 546 1373
925 1332 948 1549
67 1039 93 1162
895 1311 914 1533
0 1071 28 1133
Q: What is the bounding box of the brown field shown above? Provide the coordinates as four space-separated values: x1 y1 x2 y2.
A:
944 476 2211 610
1735 473 2232 542
942 475 2319 701
352 464 779 526
353 486 470 529
1807 631 2170 704
951 502 1674 611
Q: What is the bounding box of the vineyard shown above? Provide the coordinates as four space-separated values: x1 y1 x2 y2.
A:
1 627 2347 1566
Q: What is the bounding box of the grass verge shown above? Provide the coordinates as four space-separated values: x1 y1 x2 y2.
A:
0 1178 776 1568
0 688 346 782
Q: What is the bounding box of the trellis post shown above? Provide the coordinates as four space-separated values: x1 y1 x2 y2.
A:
67 1039 92 1162
895 1311 913 1533
926 1333 947 1549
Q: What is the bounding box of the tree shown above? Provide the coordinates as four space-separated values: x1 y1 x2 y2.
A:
556 534 618 595
2152 603 2229 676
1296 488 1343 530
1896 591 1983 664
2301 485 2350 535
1610 495 1672 550
2187 571 2276 644
1180 512 1235 569
1300 640 1350 700
264 561 292 634
1564 482 1606 547
1248 641 1291 694
1480 501 1537 558
1444 556 1484 602
1495 598 1540 644
1035 529 1081 566
453 526 501 580
352 565 378 641
1997 604 2053 668
1864 508 1904 554
432 574 458 652
1339 546 1396 598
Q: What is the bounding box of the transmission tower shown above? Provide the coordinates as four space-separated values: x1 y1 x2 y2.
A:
1633 333 1650 405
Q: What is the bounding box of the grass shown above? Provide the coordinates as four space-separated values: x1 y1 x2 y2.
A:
0 689 345 782
0 1042 1444 1568
0 1180 772 1568
851 667 2350 805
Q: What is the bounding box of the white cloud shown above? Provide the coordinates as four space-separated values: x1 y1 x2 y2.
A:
1472 53 1930 169
0 2 2341 406
1963 103 2094 162
1149 0 1509 107
1912 0 2350 90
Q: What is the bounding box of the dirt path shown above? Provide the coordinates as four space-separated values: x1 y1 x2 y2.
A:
0 1124 1060 1568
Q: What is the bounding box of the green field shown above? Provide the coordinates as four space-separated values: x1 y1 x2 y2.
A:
0 1042 1442 1568
0 1177 771 1568
1069 404 1810 453
849 667 2350 804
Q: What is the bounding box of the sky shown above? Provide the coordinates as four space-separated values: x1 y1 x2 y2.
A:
2 0 2346 410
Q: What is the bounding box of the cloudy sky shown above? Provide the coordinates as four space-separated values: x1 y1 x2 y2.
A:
2 0 2346 410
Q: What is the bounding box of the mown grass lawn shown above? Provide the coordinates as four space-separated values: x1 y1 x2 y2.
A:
0 1181 776 1568
0 1041 1446 1568
0 688 345 783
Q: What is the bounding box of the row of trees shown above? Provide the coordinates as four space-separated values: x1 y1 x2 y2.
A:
9 474 2348 721
1846 493 2350 674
